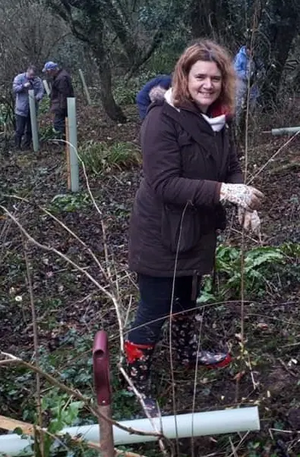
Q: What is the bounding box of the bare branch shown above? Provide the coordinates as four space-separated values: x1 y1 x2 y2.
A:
0 352 164 440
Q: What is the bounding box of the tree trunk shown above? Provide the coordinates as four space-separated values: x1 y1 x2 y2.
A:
190 0 215 39
98 64 126 123
261 0 299 109
46 0 126 123
189 0 240 48
293 65 300 92
92 44 127 123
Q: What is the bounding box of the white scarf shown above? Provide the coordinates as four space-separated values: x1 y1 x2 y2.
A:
201 113 226 132
164 88 226 132
164 88 179 111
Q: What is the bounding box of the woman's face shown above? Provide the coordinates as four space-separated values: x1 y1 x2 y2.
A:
188 60 222 113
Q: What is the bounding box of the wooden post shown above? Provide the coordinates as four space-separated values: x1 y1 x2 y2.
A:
79 69 92 105
28 90 39 152
67 98 79 192
93 331 114 457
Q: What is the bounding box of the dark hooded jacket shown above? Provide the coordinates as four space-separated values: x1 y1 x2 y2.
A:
128 91 243 278
50 69 74 115
136 75 172 120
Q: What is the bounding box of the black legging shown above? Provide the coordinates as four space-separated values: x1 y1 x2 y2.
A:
128 274 200 345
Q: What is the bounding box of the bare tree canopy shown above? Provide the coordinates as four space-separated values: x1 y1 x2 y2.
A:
1 0 300 119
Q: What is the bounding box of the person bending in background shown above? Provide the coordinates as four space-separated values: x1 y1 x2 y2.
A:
234 42 265 121
42 61 74 137
136 74 172 120
126 40 264 416
12 65 44 150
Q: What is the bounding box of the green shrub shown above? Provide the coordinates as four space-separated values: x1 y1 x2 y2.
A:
0 101 14 131
39 125 58 141
199 243 299 302
38 96 50 115
79 140 141 174
47 193 92 214
114 85 137 105
113 71 159 105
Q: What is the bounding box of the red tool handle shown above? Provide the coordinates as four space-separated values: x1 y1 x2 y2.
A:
93 330 111 406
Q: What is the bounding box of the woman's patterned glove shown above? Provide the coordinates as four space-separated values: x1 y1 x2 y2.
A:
220 183 264 211
238 207 261 234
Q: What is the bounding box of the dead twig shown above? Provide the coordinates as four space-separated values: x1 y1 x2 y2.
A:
278 358 299 379
247 130 300 185
229 437 238 457
23 238 44 457
0 206 168 446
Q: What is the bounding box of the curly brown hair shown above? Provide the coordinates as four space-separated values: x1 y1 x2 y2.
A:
172 39 236 114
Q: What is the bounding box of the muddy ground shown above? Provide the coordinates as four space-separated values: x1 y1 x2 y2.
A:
0 101 300 456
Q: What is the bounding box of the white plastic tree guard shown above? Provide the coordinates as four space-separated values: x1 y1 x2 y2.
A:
28 90 39 152
0 407 260 456
43 80 50 96
79 69 92 105
272 126 300 136
67 97 79 192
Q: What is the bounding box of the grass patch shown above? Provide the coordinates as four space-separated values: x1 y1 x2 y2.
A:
79 140 141 174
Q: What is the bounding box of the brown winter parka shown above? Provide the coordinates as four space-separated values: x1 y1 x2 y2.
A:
50 69 74 115
128 98 243 277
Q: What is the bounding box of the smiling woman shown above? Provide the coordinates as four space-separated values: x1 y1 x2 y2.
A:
187 61 222 112
124 39 264 417
172 39 236 115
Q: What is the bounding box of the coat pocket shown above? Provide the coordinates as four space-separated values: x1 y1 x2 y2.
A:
161 204 202 254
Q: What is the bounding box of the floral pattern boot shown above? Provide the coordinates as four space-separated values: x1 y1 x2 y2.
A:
124 340 158 417
171 314 232 368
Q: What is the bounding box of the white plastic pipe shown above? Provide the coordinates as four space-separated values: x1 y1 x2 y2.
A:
28 89 39 152
272 126 300 136
43 80 51 96
67 97 79 192
79 69 92 105
0 407 259 456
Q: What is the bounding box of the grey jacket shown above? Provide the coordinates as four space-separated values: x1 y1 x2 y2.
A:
12 73 44 117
